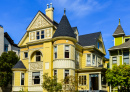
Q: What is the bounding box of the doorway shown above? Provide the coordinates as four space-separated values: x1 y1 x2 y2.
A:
90 74 99 90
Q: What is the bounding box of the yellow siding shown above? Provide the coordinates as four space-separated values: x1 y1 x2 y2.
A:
82 54 86 68
71 46 75 60
22 60 29 69
14 72 20 86
70 69 75 76
58 45 64 59
115 37 123 46
20 48 28 51
22 36 29 46
83 51 91 53
29 44 43 49
57 69 63 83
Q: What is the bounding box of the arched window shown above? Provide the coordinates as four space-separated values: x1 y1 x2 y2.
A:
30 51 43 62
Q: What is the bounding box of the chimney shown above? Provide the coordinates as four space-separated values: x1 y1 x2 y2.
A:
0 25 4 55
45 3 54 21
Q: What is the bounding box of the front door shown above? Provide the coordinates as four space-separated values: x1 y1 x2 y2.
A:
90 74 99 90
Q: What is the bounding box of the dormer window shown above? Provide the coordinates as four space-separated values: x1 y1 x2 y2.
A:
36 32 40 40
41 30 44 39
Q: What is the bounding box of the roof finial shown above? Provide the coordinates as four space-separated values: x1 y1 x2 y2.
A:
64 8 66 15
119 18 121 25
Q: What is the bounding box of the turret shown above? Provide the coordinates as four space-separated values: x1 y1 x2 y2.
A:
113 18 125 46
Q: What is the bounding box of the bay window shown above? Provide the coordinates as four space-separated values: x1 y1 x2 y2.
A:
65 45 69 58
123 52 129 64
32 72 40 84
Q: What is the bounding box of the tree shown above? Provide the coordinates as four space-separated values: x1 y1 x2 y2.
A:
0 51 19 90
106 64 130 90
42 73 62 92
61 75 78 92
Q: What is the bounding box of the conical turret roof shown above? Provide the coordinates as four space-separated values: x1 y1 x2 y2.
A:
113 18 125 37
53 14 76 38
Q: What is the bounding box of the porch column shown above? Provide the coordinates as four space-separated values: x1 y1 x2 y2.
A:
99 73 102 90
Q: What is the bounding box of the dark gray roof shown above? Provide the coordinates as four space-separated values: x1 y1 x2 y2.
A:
113 25 125 37
109 40 130 50
53 15 76 38
12 60 26 69
78 32 101 46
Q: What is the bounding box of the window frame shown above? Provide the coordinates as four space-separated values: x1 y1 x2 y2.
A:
64 69 69 84
35 51 41 62
64 45 70 58
86 54 91 66
123 52 129 64
32 72 40 85
24 52 28 58
36 31 40 40
54 46 57 59
112 56 117 64
78 75 87 86
41 30 44 39
21 73 24 85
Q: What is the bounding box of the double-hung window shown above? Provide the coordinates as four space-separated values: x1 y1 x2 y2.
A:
36 31 40 40
123 52 129 64
21 73 24 85
54 46 57 59
112 57 117 64
87 54 91 66
92 55 96 66
65 45 69 58
36 51 41 61
65 70 69 84
54 70 57 76
41 30 44 39
79 75 86 85
32 72 40 84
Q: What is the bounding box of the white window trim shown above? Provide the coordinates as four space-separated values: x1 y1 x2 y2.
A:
86 53 92 66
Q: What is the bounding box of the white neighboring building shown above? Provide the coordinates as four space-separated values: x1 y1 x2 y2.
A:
0 25 19 56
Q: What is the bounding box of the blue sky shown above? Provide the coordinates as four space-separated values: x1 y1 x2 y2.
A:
0 0 130 58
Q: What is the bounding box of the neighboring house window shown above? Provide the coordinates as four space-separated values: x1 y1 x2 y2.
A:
24 52 28 58
79 75 86 85
112 57 117 64
36 51 41 61
125 38 130 42
41 30 44 39
65 70 69 84
54 46 57 59
4 44 8 52
32 72 40 84
21 73 24 85
123 52 129 64
36 31 40 40
87 54 91 66
92 55 95 66
65 45 69 58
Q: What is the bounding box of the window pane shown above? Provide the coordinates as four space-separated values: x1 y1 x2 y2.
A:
25 52 28 58
87 54 91 65
65 46 69 51
54 46 57 52
21 73 24 85
21 80 24 85
65 52 69 58
84 76 86 85
37 36 40 39
55 53 57 58
36 51 41 55
36 56 41 61
34 79 40 84
37 32 39 35
112 57 117 60
124 58 129 64
41 31 44 34
54 70 57 76
92 55 95 65
79 76 81 85
32 72 40 77
41 35 44 39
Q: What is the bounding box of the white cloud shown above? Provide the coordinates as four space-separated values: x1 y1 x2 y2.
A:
49 0 110 17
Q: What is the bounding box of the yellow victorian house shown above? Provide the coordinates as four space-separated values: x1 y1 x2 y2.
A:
12 4 108 92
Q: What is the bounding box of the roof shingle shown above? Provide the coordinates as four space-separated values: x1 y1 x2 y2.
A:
113 25 125 37
12 60 26 69
78 32 101 46
53 15 76 38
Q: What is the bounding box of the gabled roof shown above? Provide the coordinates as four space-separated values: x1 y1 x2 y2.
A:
113 19 125 37
78 32 101 46
12 60 26 69
4 32 19 47
109 40 130 51
53 14 76 38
